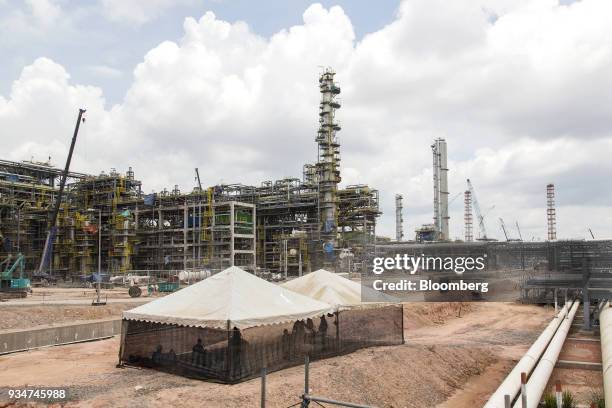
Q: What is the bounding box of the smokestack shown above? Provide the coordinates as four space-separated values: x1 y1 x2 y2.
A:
547 183 556 241
395 194 403 242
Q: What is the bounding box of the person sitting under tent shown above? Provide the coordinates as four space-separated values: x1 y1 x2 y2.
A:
318 315 329 350
166 348 177 364
192 338 206 365
281 329 290 359
229 327 242 378
152 345 163 364
291 320 306 358
304 318 315 355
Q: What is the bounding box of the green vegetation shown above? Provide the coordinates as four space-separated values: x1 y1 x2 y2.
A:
540 391 580 408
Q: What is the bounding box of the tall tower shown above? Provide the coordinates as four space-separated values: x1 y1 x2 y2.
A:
464 190 473 242
432 138 449 240
395 194 404 242
316 68 342 249
547 183 556 241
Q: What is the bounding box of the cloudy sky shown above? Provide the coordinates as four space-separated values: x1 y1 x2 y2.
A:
2 0 611 241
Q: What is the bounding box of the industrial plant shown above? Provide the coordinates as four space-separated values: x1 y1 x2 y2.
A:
1 68 611 408
0 69 381 284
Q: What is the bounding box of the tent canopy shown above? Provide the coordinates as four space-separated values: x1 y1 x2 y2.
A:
281 269 397 307
122 266 333 329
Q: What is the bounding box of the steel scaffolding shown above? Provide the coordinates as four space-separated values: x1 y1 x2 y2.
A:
464 190 473 242
547 183 557 241
0 71 380 279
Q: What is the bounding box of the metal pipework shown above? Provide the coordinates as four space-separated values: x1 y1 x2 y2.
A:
482 301 573 408
599 302 612 407
512 301 579 408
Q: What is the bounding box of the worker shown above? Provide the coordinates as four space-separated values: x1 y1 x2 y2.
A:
167 348 177 365
229 327 242 379
152 345 163 364
291 320 306 358
304 318 315 355
281 329 290 359
318 315 328 351
192 338 205 365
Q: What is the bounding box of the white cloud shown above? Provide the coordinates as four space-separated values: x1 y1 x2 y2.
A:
101 0 193 25
87 65 122 78
3 0 612 242
26 0 62 25
0 0 75 47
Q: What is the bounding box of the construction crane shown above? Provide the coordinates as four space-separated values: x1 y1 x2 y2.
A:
499 218 509 241
466 179 490 240
589 228 595 239
195 167 203 192
516 221 523 241
36 109 86 275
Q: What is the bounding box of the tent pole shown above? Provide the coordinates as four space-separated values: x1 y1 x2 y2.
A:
226 320 231 379
117 319 128 367
335 311 340 353
401 305 405 344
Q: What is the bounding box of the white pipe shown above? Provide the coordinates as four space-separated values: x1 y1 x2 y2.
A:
512 301 579 408
599 302 612 408
482 301 573 408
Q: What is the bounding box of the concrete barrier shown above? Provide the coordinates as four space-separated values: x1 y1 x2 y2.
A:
0 318 121 355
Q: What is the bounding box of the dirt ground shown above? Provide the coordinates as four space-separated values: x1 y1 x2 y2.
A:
0 303 139 331
0 302 560 408
0 286 160 305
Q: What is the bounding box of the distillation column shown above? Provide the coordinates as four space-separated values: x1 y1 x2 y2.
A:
432 138 449 240
316 69 342 255
395 194 404 242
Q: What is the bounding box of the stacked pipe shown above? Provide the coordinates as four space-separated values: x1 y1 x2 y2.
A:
482 301 574 408
600 302 612 407
512 300 579 408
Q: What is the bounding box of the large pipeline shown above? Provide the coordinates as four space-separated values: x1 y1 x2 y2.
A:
178 270 211 282
482 301 574 408
600 302 612 407
512 300 579 408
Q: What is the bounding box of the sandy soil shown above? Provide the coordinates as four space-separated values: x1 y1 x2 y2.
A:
0 303 142 331
545 329 603 406
0 287 155 309
429 302 557 407
0 302 556 408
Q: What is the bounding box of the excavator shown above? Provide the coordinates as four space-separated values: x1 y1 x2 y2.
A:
0 253 30 299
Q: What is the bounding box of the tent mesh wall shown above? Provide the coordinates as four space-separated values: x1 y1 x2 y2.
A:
120 305 403 383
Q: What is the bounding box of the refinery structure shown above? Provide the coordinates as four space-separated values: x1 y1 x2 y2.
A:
1 67 609 294
0 69 380 279
3 67 612 408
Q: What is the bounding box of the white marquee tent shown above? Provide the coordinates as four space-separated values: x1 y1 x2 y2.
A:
122 266 334 329
281 269 397 307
